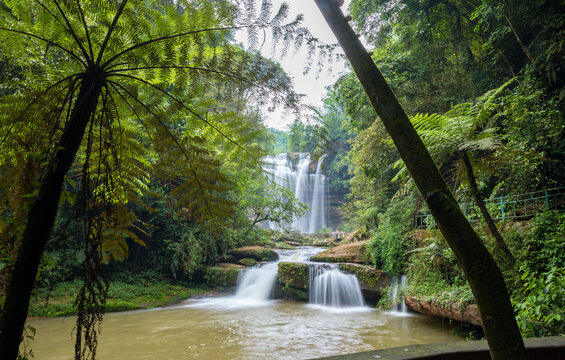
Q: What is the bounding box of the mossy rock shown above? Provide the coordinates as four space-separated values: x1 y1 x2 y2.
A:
203 264 242 288
277 262 309 301
310 240 372 265
237 258 257 267
338 263 389 289
229 246 278 262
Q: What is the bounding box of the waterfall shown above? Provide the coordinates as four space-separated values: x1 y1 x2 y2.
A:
234 248 322 302
309 264 365 308
390 275 408 314
263 153 327 234
235 262 279 302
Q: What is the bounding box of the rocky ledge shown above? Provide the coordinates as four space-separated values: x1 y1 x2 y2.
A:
405 296 482 326
276 262 309 301
228 246 279 262
310 240 372 264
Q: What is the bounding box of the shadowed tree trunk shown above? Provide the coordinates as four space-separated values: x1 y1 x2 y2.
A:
313 1 528 359
0 69 103 360
460 150 515 266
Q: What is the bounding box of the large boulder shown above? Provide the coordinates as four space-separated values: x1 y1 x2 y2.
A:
405 296 482 326
310 240 372 264
229 246 278 262
338 263 390 304
277 262 309 301
203 263 243 288
342 227 369 243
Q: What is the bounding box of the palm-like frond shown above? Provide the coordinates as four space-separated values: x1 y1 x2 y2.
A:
391 80 513 197
0 1 332 358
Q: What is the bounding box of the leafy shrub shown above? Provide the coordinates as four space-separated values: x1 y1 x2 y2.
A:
369 195 416 275
514 266 565 337
518 211 565 274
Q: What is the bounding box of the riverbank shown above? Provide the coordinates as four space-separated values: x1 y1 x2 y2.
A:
28 279 208 317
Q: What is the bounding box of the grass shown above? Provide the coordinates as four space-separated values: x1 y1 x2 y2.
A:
29 279 206 317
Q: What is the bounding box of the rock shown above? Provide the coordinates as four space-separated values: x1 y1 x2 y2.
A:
338 263 390 304
342 228 369 243
237 258 257 267
310 240 372 264
284 241 301 246
277 262 309 301
405 296 482 326
229 246 278 262
203 263 243 288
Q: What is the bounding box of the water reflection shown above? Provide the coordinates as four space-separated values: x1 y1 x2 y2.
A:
28 299 462 360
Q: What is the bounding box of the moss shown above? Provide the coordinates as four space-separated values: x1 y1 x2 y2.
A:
309 255 348 263
338 263 383 288
277 262 309 301
229 246 278 261
28 281 200 317
237 258 257 267
203 266 241 288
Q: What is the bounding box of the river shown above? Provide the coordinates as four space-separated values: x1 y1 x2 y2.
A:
27 297 462 360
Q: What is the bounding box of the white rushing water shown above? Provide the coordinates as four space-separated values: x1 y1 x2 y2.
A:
234 261 279 302
309 264 366 308
232 248 366 311
389 275 409 315
263 153 327 234
233 248 323 304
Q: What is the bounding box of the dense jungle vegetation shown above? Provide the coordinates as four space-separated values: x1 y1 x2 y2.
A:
0 0 563 359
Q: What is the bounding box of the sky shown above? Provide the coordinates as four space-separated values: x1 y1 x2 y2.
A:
248 0 353 130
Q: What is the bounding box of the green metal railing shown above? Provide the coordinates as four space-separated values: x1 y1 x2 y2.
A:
414 187 565 228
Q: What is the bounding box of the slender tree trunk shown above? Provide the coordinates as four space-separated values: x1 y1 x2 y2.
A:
313 1 528 359
0 70 102 360
461 151 515 266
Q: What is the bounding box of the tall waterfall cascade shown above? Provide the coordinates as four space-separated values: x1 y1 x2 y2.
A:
263 153 328 234
309 264 365 308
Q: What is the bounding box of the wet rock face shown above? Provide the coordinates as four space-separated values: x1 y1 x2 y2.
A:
405 296 482 326
229 246 279 262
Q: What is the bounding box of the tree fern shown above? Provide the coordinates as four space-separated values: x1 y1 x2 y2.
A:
0 1 333 359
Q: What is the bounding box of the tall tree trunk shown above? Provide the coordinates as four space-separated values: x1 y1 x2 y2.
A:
0 70 102 360
313 1 528 359
461 150 515 266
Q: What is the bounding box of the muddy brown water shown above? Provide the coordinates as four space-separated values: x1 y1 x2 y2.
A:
27 297 463 360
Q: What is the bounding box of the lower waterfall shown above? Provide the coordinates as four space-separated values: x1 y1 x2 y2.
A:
235 261 279 301
233 249 366 308
309 264 365 308
389 275 409 314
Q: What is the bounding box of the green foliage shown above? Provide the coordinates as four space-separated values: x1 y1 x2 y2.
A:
17 325 35 360
287 119 317 153
29 278 198 317
265 128 289 154
203 266 240 288
340 120 400 230
515 211 565 274
514 266 565 337
369 195 416 275
404 229 470 301
311 90 353 193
